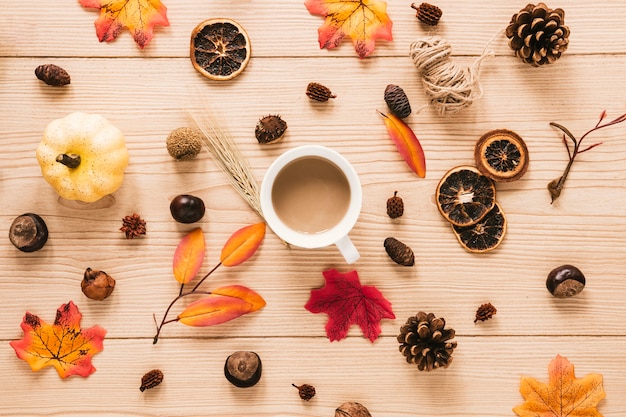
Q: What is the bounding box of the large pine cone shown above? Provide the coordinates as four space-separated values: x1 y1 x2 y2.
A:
505 3 570 66
397 312 456 371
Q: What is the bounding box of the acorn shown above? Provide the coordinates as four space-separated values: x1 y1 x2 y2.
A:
224 351 262 387
255 115 287 144
166 127 203 160
306 82 336 102
81 268 116 301
384 84 412 119
140 369 164 392
384 237 415 266
35 64 71 86
546 265 586 298
386 191 404 218
9 213 49 252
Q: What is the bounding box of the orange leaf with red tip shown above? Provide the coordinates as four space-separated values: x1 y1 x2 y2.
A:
379 111 426 178
305 0 393 58
173 228 205 284
220 223 266 267
79 0 169 49
9 301 106 379
177 285 266 327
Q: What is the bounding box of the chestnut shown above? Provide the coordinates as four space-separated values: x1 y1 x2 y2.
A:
169 194 205 223
81 268 116 301
224 351 262 388
546 264 586 298
9 213 49 252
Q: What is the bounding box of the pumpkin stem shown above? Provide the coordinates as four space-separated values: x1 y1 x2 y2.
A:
56 153 81 168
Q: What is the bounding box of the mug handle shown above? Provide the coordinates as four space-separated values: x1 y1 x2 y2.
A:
335 235 360 264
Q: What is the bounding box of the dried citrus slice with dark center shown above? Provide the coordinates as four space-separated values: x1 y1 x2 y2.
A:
451 202 506 253
190 18 251 81
474 129 529 182
436 166 496 227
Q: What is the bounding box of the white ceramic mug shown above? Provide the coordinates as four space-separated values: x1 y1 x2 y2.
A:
260 145 362 263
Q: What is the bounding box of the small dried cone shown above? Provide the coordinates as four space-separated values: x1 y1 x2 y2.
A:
386 191 404 219
292 383 316 401
384 84 412 119
306 82 336 102
384 237 414 266
474 302 497 323
335 402 372 417
398 311 457 371
411 3 443 26
505 2 570 66
35 64 71 86
140 369 164 392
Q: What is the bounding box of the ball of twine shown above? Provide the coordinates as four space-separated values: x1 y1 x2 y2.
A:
410 37 492 117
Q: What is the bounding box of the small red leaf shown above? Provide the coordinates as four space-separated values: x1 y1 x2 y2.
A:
220 223 266 267
304 269 395 342
379 111 426 178
177 285 266 327
173 228 206 284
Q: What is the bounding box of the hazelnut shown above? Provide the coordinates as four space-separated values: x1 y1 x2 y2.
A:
546 265 586 298
81 268 116 301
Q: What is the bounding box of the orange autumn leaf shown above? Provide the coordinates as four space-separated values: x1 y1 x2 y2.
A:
304 0 393 58
9 301 106 379
513 354 606 417
177 285 266 327
220 223 266 267
173 227 206 284
379 111 426 178
79 0 169 49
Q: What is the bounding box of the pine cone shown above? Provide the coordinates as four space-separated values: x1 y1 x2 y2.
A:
384 84 412 119
505 3 570 66
411 3 443 26
386 191 404 218
397 312 457 371
306 82 336 102
474 302 497 323
384 237 414 267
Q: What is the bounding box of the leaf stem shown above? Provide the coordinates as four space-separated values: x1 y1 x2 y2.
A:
192 262 222 292
152 290 214 344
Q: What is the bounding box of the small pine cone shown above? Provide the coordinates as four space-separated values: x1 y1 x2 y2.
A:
306 82 336 102
35 64 71 86
384 237 414 266
292 383 316 401
140 369 164 392
255 115 287 144
505 3 570 66
474 302 497 323
386 191 404 219
384 84 412 119
411 3 443 26
397 312 457 371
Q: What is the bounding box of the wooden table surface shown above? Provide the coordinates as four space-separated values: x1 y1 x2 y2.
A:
2 1 626 416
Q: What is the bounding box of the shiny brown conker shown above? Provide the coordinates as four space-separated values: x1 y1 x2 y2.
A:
546 264 586 298
169 194 205 223
224 351 262 388
9 213 49 252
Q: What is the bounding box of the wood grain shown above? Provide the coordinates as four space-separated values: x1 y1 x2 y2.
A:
1 0 626 416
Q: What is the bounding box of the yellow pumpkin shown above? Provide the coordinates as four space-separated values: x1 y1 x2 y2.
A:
36 112 129 203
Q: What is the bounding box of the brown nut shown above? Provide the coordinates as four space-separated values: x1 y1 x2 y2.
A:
9 213 49 252
224 351 262 387
81 268 116 301
335 402 372 417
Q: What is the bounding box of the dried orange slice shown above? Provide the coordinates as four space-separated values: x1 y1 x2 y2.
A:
190 18 251 81
451 202 507 253
436 166 496 227
474 129 529 182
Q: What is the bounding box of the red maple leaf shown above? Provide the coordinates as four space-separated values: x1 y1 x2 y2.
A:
304 269 395 342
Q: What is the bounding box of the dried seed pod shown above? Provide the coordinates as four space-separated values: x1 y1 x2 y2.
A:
292 383 316 401
140 369 164 392
474 302 497 323
255 115 288 144
166 127 203 160
81 268 116 301
386 191 404 219
306 82 336 102
384 237 415 266
35 64 71 86
384 84 412 119
224 351 262 387
335 402 372 417
411 3 443 26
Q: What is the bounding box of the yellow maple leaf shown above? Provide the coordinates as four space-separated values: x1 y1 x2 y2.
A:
79 0 170 49
305 0 393 58
513 355 605 417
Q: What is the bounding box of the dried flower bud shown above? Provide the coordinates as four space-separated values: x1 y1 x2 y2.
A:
306 82 336 102
335 402 372 417
140 369 164 392
292 383 316 401
35 64 71 86
81 268 116 301
255 115 288 144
